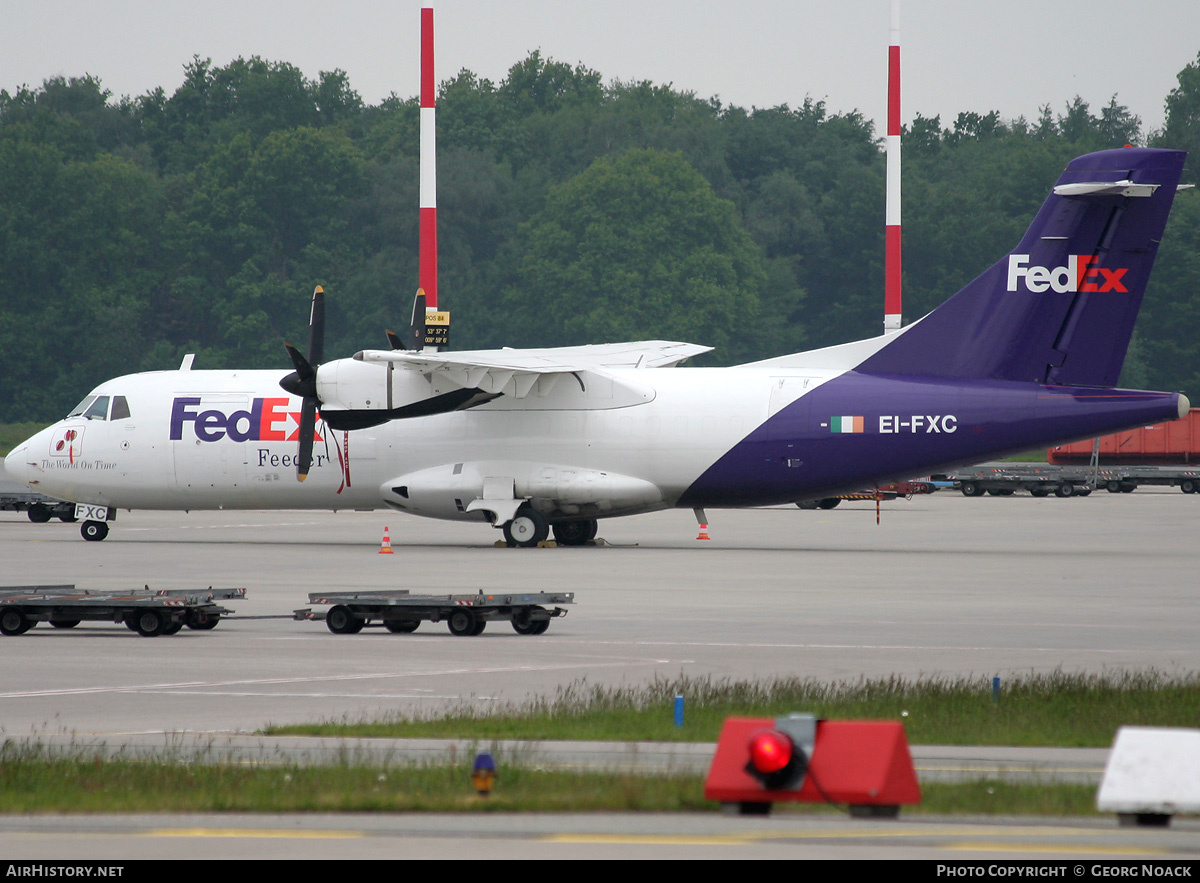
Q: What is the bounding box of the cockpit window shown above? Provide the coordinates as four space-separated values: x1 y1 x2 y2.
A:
82 396 110 420
67 395 97 418
67 394 122 420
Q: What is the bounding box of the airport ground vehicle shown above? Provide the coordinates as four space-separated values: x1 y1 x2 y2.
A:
796 480 938 509
296 590 574 636
934 463 1200 497
0 585 243 636
0 490 75 522
1049 408 1200 466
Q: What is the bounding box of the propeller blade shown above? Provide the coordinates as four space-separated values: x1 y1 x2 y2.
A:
308 285 325 366
283 342 313 378
409 289 427 351
386 329 405 350
296 398 316 482
280 285 328 483
280 344 315 398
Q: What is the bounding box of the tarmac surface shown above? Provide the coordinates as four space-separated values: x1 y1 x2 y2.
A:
1 473 1198 859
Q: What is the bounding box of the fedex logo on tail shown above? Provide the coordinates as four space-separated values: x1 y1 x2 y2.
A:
1006 255 1128 293
170 397 321 443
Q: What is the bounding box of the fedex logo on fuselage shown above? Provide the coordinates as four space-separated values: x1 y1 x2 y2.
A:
1006 254 1128 293
170 397 320 442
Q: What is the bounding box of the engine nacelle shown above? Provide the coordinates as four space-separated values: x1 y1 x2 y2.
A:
380 461 665 523
315 358 490 430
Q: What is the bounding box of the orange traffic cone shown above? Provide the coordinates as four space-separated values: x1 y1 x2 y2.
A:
696 523 710 541
379 526 394 554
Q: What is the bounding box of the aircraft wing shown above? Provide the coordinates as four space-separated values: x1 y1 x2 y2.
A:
353 340 710 398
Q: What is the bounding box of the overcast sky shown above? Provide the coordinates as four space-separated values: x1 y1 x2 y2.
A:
4 0 1199 138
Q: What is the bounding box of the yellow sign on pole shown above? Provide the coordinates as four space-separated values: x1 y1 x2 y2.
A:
424 309 450 348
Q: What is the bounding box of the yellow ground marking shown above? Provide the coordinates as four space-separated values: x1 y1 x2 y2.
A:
147 828 365 839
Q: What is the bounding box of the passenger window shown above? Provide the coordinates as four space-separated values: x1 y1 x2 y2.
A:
82 396 110 420
111 396 131 420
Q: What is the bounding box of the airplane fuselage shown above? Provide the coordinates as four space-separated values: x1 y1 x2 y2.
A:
8 360 1186 528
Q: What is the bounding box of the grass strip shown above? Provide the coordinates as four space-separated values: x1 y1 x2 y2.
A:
263 670 1200 747
0 750 1099 816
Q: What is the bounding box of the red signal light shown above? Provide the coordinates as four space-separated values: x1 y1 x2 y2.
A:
707 717 921 816
748 730 794 775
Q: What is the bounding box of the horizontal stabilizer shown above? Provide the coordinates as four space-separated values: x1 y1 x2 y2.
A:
1053 180 1159 198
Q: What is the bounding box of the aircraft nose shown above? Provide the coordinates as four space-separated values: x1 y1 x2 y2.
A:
3 426 47 488
4 443 31 486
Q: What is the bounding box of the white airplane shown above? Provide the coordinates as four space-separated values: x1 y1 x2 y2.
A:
4 147 1191 544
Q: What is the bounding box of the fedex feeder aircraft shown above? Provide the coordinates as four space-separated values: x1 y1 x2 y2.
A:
4 147 1192 545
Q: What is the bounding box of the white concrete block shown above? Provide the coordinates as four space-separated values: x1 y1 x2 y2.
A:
1096 727 1200 819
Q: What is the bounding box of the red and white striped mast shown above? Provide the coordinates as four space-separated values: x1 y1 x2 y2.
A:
414 6 450 351
884 0 902 332
419 6 438 312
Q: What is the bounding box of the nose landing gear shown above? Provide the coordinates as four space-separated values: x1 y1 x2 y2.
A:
81 520 109 542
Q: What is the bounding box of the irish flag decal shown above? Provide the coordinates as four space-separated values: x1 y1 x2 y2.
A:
830 416 865 434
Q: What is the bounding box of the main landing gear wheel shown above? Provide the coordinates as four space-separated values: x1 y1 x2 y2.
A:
326 605 364 635
385 620 420 634
503 508 549 547
551 519 598 546
81 520 109 542
26 505 51 524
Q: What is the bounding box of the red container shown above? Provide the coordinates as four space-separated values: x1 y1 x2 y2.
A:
1048 409 1200 465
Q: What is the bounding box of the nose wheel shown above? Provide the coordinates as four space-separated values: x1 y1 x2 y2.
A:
81 520 109 542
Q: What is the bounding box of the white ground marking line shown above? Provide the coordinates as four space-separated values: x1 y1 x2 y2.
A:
569 639 1196 653
0 658 685 700
121 520 332 532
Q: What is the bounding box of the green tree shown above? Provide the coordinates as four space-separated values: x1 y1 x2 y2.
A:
1157 50 1200 156
0 148 169 419
179 127 368 366
1137 190 1200 398
501 148 765 359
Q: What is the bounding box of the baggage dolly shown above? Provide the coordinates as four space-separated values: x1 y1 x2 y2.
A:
295 590 574 636
0 585 244 637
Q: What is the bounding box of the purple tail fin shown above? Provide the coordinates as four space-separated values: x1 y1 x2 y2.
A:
859 147 1186 386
